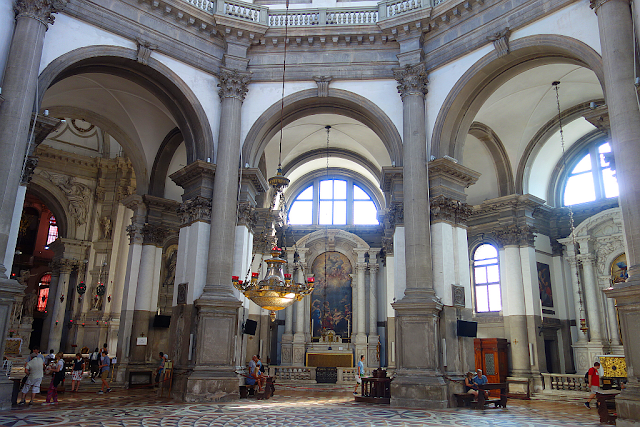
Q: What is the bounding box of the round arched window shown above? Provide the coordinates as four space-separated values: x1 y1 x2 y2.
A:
563 142 619 206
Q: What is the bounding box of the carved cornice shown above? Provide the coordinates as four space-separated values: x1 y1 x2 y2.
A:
493 224 537 248
32 113 63 146
381 166 403 194
177 196 212 226
216 68 250 101
169 160 216 194
142 224 171 246
590 0 615 11
241 168 269 194
428 158 481 189
430 195 472 226
14 0 68 26
394 63 428 99
369 263 380 273
253 233 277 254
471 194 545 218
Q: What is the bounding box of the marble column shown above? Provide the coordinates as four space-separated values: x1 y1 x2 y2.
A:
579 254 603 342
606 297 621 345
368 263 380 368
292 263 306 365
182 69 249 401
565 248 588 343
355 262 367 340
47 259 74 353
592 1 640 421
39 266 60 351
390 63 446 409
0 0 66 280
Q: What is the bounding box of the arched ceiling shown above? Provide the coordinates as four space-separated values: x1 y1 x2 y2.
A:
42 73 177 183
264 113 391 190
466 63 603 205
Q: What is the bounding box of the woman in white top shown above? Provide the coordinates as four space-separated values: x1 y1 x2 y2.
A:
45 352 65 404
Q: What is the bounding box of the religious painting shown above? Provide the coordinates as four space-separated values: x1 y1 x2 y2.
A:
310 251 352 338
537 262 554 308
611 253 628 285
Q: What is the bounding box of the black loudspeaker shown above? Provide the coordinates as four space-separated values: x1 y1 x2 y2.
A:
153 315 171 328
244 319 257 335
457 319 478 337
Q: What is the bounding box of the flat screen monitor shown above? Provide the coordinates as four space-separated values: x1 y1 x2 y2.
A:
153 314 171 328
457 319 478 337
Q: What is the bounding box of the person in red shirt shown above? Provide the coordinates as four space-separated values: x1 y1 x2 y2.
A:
584 361 601 409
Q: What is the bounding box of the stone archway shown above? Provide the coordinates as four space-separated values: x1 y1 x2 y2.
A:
431 35 605 162
242 88 403 168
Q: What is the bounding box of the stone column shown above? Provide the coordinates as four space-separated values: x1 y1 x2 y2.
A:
0 0 67 280
390 63 446 409
292 262 307 365
39 265 60 350
355 262 367 339
579 254 603 342
180 69 249 402
47 259 74 352
606 297 621 345
368 263 379 368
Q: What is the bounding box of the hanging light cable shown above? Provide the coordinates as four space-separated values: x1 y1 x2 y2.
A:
553 81 588 335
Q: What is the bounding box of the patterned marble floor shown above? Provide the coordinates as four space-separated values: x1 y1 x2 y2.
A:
0 385 607 427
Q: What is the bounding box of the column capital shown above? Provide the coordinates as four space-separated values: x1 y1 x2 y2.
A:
369 263 380 273
14 0 68 26
590 0 622 12
394 63 428 99
125 223 143 245
577 253 596 264
236 201 257 231
429 195 473 226
51 258 75 274
215 68 250 101
355 262 369 272
493 224 536 248
177 196 212 226
142 224 170 246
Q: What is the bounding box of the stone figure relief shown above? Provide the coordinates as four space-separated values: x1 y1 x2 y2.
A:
39 170 92 225
22 289 38 318
100 216 112 240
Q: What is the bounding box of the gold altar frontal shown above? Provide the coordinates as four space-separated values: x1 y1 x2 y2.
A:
306 352 353 367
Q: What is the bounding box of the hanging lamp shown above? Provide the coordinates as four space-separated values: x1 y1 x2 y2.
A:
233 0 314 321
553 81 588 334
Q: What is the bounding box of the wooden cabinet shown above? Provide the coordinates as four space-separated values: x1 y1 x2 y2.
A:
474 338 508 396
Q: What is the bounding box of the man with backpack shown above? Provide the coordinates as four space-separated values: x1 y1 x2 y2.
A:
584 361 601 408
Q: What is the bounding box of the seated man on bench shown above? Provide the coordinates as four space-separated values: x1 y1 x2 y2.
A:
246 355 264 393
473 369 489 399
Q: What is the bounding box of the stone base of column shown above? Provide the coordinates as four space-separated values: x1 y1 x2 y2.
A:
129 310 154 362
281 333 293 365
390 370 448 408
614 386 640 427
292 342 306 365
572 341 623 374
390 295 446 408
171 294 242 402
367 335 379 368
0 376 14 410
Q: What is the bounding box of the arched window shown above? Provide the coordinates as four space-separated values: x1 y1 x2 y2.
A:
289 178 378 225
36 273 51 312
46 215 58 247
473 244 501 313
563 141 619 206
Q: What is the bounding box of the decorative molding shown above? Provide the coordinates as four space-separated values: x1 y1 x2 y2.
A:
452 284 465 307
136 37 158 65
14 0 68 26
126 223 143 245
177 283 188 305
430 195 473 226
428 158 481 189
216 68 251 101
486 27 511 57
51 258 76 274
142 224 170 246
493 224 537 248
21 156 38 185
38 170 92 225
381 236 393 257
582 105 610 134
551 238 564 257
237 201 257 231
393 63 428 99
313 76 332 97
177 196 212 226
386 202 404 227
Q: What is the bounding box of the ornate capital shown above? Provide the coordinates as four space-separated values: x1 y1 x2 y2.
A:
21 156 38 185
177 196 212 226
237 202 257 231
14 0 68 26
394 63 428 99
216 68 250 101
355 262 369 273
381 236 394 257
430 195 472 226
487 27 511 57
51 258 75 274
142 224 170 246
253 233 277 254
369 263 380 274
384 202 404 227
126 223 143 245
493 224 536 248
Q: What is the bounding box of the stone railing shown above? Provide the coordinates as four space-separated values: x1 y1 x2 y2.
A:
541 373 590 393
183 0 431 26
183 0 215 13
273 366 315 381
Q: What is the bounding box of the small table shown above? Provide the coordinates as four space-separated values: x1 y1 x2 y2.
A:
355 375 392 404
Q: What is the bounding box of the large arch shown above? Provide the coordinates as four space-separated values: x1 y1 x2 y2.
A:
468 121 514 197
37 45 214 194
242 88 403 168
27 178 77 241
431 35 605 162
149 127 184 198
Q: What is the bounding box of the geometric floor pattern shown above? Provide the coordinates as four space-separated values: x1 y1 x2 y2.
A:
0 386 606 426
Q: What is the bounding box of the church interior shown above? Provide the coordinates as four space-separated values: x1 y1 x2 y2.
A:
1 0 640 424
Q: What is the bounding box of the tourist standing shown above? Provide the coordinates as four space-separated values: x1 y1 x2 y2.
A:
98 350 111 394
89 348 100 383
354 355 365 395
71 353 85 392
45 352 65 404
18 350 45 405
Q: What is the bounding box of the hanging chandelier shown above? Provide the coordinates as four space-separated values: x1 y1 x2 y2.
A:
553 81 588 335
232 247 314 321
232 0 315 321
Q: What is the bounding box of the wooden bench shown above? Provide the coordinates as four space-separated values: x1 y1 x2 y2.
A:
240 376 275 400
454 392 476 408
596 392 618 425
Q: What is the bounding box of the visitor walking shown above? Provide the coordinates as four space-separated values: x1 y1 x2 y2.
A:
89 348 100 383
17 348 45 405
71 353 85 392
98 350 111 394
585 362 601 409
354 355 364 395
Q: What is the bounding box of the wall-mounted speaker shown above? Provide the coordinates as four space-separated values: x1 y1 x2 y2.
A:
456 319 478 337
244 319 257 335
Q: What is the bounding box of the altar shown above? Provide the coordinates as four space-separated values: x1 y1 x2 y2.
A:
305 330 354 367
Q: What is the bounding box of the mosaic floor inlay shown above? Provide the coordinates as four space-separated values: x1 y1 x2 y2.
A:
0 386 608 426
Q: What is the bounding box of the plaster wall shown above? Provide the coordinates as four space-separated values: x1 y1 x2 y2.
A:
151 51 221 160
0 0 14 80
39 13 136 74
510 0 602 55
330 79 403 141
164 142 187 202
